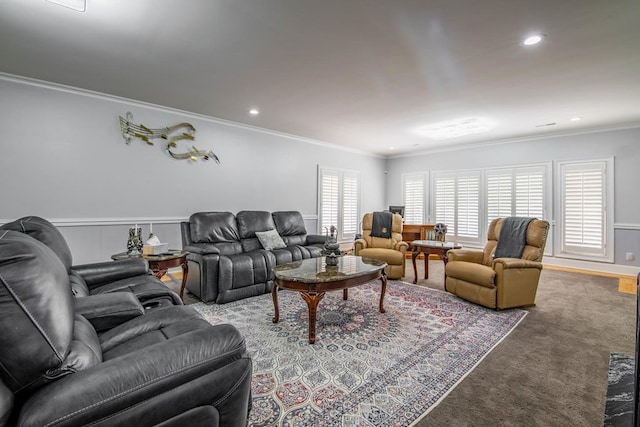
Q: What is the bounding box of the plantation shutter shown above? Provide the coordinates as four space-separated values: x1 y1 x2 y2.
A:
486 171 513 227
486 166 546 228
560 162 606 256
456 173 480 239
318 167 360 241
403 174 425 224
433 171 480 243
515 167 544 218
342 172 359 240
433 173 455 228
320 169 339 234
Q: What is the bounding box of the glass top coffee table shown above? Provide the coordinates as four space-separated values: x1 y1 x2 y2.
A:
272 255 387 344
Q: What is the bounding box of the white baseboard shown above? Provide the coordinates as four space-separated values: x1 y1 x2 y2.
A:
543 256 639 277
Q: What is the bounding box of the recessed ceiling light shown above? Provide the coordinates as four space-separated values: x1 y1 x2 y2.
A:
45 0 86 12
415 117 492 140
389 147 395 150
522 34 545 46
570 116 582 122
249 109 259 115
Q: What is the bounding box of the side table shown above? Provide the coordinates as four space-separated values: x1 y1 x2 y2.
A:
111 250 189 300
411 240 462 284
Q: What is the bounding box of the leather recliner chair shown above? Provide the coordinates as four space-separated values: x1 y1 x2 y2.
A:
354 212 408 279
0 230 252 426
444 217 550 309
0 216 182 309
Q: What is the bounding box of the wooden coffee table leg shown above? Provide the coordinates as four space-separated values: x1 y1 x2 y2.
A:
379 272 387 313
271 282 280 323
424 250 429 279
343 289 348 300
179 259 188 300
412 250 420 283
300 291 325 344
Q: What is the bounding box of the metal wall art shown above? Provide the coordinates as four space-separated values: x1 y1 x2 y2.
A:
119 111 220 163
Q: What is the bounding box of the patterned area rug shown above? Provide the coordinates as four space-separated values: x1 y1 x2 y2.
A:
191 280 526 426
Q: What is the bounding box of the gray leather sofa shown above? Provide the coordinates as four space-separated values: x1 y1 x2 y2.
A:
0 230 252 426
181 210 327 303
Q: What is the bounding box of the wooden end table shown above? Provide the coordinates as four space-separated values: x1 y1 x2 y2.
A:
411 240 462 284
111 250 189 300
272 255 387 344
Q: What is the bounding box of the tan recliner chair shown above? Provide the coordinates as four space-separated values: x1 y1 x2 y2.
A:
355 212 408 279
445 217 549 309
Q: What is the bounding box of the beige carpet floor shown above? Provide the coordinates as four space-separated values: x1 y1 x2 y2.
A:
170 259 635 426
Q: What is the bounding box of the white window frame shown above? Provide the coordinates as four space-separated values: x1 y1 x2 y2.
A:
401 172 428 224
430 169 483 245
484 163 552 254
555 158 614 262
317 166 361 242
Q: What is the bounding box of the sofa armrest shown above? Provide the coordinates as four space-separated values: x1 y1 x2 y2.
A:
18 325 251 427
493 258 543 270
306 234 328 245
180 221 192 247
183 244 221 255
75 293 144 332
394 241 409 253
447 248 484 264
354 238 368 254
73 259 150 289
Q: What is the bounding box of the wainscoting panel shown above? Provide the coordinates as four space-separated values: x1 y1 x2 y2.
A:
16 215 319 266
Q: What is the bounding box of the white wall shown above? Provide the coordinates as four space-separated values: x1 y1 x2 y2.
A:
385 127 640 273
0 76 386 263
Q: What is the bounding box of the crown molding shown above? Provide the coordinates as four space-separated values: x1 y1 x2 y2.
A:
0 72 382 159
388 122 640 159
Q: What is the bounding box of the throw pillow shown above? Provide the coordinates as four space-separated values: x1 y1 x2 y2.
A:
255 229 286 250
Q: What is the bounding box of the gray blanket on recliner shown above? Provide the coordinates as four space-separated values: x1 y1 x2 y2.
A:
494 217 534 259
371 211 393 238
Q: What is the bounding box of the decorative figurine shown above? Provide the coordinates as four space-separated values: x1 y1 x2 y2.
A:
126 225 143 256
434 223 448 241
322 225 342 266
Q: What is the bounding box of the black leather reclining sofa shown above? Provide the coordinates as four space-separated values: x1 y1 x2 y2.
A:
0 229 252 426
181 210 327 303
0 216 182 310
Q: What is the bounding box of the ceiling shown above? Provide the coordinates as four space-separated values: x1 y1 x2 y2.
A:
1 0 639 156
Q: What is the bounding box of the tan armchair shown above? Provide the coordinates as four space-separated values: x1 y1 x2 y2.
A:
445 217 549 309
355 212 408 279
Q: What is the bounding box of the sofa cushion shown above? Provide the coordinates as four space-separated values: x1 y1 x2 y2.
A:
0 231 75 392
272 211 307 236
255 229 286 250
237 211 277 253
0 216 73 271
446 260 496 288
189 212 240 244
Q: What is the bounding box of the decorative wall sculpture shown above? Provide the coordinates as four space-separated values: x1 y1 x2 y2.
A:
119 111 220 163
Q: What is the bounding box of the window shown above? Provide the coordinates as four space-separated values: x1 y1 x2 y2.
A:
402 173 427 224
557 159 613 261
431 170 481 244
318 166 360 241
486 165 547 227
